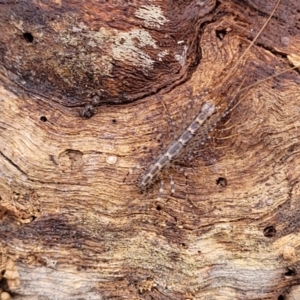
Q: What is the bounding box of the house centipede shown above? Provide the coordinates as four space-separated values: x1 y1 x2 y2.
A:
138 101 216 190
135 0 284 193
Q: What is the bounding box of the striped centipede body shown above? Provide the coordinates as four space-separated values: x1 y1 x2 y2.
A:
137 101 216 190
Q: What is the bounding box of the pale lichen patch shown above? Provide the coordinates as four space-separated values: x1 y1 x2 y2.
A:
158 50 169 61
175 45 188 66
92 27 163 74
135 5 169 28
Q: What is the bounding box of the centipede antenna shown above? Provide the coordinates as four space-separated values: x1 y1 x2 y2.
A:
217 0 281 89
239 64 300 94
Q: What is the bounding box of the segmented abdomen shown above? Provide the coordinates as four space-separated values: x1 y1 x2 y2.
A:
138 102 216 189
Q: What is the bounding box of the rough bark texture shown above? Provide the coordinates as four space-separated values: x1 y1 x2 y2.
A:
0 0 300 299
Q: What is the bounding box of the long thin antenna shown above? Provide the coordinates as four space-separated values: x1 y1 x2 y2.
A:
218 0 281 87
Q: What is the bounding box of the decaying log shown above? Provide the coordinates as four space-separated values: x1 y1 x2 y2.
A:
0 0 300 299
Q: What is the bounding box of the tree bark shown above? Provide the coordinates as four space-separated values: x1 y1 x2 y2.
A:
0 0 300 299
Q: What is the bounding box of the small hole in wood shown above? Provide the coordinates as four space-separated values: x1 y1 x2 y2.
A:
181 243 188 249
263 226 276 237
216 177 227 187
156 204 162 211
23 32 34 43
112 119 117 124
278 295 285 300
284 267 296 277
216 29 227 40
40 116 47 122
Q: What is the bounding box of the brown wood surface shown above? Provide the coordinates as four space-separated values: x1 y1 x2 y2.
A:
0 0 300 299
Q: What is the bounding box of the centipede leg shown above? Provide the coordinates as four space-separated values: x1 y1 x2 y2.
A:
157 180 164 200
169 175 175 194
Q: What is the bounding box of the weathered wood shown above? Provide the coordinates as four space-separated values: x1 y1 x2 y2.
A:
0 0 300 299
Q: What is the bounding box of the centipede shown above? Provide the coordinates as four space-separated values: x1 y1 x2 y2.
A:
131 0 298 194
137 102 216 190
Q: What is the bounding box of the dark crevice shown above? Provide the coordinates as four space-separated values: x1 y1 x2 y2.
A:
284 267 297 277
216 29 227 40
255 42 289 60
23 32 34 43
0 151 27 176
